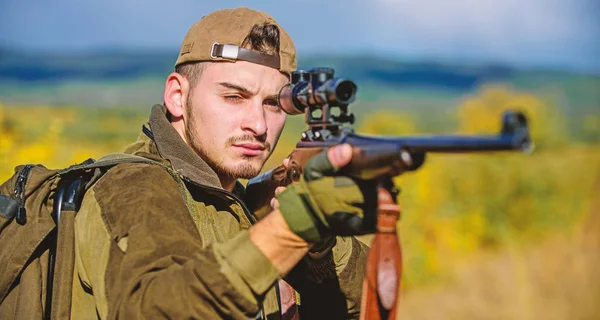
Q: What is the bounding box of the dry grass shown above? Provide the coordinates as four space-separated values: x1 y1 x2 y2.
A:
397 179 600 320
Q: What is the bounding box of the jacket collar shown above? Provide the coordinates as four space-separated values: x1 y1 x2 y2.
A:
146 104 224 189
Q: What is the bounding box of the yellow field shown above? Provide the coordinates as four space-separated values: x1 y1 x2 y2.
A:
1 84 598 318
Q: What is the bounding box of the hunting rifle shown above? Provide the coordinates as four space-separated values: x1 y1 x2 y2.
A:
245 68 532 319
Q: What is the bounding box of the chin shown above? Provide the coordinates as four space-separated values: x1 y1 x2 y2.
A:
226 161 263 179
232 168 262 180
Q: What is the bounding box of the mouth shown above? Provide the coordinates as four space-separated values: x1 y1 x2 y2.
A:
232 143 266 156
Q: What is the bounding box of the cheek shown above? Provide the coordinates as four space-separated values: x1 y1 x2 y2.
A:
192 96 231 130
189 99 229 148
267 113 286 138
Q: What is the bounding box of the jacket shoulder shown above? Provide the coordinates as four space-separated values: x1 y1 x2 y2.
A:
88 162 196 239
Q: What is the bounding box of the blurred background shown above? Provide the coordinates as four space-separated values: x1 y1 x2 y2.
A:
1 1 598 318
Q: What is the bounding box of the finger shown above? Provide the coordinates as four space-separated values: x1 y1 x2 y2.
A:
304 144 353 181
327 144 353 168
282 158 290 168
275 186 286 195
270 197 280 209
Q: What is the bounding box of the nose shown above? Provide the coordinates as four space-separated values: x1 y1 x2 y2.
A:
241 99 268 138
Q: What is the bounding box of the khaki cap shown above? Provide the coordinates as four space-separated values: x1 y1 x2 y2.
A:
175 7 297 74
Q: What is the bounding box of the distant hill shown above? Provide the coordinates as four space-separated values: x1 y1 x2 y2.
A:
0 48 598 117
3 47 593 89
0 48 175 82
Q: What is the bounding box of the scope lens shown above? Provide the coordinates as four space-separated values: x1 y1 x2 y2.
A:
335 80 357 104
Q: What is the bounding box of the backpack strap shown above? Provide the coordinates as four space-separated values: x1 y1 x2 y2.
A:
56 152 197 225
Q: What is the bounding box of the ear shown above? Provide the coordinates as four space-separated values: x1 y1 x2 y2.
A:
164 72 190 118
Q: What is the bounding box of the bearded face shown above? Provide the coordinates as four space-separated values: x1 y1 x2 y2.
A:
182 61 288 180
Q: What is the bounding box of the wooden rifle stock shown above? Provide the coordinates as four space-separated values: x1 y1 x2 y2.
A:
360 186 402 320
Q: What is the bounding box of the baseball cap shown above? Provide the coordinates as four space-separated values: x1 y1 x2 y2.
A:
175 7 297 74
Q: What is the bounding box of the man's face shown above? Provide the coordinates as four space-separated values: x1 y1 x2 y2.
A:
184 61 288 180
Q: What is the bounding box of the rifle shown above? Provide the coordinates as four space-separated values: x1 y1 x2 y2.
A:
245 68 532 319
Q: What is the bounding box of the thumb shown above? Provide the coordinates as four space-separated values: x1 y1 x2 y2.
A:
327 144 353 168
304 144 353 181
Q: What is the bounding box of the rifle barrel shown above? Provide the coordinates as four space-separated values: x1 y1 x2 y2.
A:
345 133 531 153
319 110 532 154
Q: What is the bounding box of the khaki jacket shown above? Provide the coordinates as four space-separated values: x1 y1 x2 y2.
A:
70 104 368 319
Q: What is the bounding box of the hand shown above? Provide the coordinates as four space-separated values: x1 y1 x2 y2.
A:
269 158 290 210
276 144 379 243
271 158 337 256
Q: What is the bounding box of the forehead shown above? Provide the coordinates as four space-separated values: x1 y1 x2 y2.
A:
198 61 289 94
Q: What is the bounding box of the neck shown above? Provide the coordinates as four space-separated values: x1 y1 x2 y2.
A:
219 176 237 193
170 118 231 190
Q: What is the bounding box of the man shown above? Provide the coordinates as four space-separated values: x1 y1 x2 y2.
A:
71 7 373 319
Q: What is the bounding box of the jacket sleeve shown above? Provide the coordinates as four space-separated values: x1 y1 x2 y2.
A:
286 235 369 320
74 163 281 319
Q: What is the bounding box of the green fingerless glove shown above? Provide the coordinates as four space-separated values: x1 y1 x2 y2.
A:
276 149 378 243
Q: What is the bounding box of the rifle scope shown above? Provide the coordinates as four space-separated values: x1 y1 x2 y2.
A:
279 68 357 115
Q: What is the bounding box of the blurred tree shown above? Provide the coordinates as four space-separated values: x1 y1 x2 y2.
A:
358 110 417 135
582 115 600 143
457 84 569 150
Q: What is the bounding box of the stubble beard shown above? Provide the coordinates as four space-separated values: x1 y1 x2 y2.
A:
184 100 277 180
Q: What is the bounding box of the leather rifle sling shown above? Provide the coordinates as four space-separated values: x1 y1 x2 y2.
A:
359 187 402 320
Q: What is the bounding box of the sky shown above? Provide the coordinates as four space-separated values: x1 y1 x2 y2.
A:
0 0 598 73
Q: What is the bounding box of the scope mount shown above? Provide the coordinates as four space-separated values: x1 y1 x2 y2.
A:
300 102 356 142
292 68 357 142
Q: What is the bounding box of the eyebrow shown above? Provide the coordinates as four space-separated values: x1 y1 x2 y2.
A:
218 82 279 101
218 82 256 95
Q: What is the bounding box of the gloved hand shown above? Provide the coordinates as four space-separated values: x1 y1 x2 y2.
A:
275 144 379 243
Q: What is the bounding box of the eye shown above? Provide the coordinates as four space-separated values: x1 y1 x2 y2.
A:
264 99 281 111
224 95 243 103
